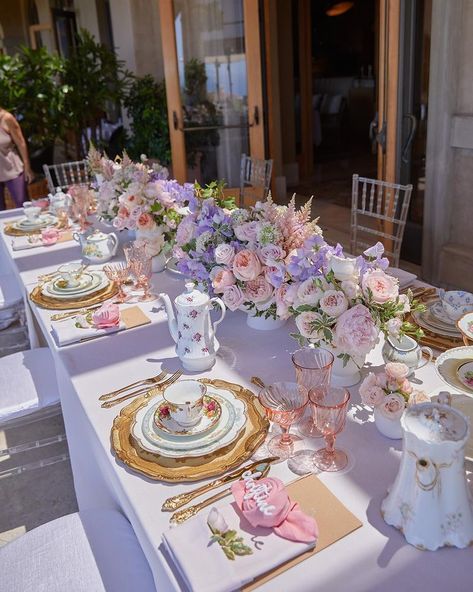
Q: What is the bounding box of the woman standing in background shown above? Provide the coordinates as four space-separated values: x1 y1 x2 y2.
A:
0 107 34 210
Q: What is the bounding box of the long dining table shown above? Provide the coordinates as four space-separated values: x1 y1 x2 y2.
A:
0 207 471 592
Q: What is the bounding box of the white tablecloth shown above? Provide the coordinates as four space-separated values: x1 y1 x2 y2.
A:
0 208 471 592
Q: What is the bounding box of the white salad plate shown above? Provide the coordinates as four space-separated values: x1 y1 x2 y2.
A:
14 214 56 230
435 346 473 396
133 387 247 458
42 272 108 300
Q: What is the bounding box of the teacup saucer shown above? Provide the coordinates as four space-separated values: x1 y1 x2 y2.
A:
457 361 473 391
52 273 94 293
457 312 473 342
430 301 455 326
154 395 221 436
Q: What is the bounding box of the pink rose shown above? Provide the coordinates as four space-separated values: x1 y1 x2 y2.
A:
92 302 120 329
137 212 156 231
215 243 235 266
244 277 274 303
41 228 59 246
377 372 388 389
362 269 399 304
223 284 245 311
361 385 385 407
275 283 296 320
385 362 410 381
295 279 323 306
259 244 285 265
319 290 349 318
340 280 360 300
295 311 324 339
400 378 413 395
408 390 429 406
234 221 260 243
212 269 236 293
117 205 130 219
379 393 405 420
333 304 378 357
233 249 262 282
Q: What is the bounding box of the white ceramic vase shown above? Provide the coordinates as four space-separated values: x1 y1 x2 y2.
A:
382 402 473 550
374 407 403 439
320 342 366 387
152 251 168 273
246 312 286 331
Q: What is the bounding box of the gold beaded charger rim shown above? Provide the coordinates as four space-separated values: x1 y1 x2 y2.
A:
29 281 118 310
3 221 60 237
111 378 269 482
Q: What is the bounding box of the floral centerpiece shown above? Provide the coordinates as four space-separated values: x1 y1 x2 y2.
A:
174 185 322 329
360 362 429 438
289 240 424 385
87 148 194 270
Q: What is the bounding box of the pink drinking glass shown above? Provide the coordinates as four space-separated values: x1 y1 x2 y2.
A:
128 247 154 301
311 387 350 472
258 382 308 460
292 347 334 438
104 263 130 303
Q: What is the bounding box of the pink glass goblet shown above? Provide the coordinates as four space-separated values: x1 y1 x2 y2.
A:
292 347 334 438
311 387 350 472
104 263 130 303
258 382 308 460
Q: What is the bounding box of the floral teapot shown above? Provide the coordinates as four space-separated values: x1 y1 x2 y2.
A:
49 188 71 214
159 283 226 372
73 228 118 263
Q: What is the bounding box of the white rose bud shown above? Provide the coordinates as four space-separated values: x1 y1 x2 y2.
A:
207 507 229 534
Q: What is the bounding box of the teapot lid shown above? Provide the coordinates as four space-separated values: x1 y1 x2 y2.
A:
175 282 208 307
87 229 109 242
403 403 468 443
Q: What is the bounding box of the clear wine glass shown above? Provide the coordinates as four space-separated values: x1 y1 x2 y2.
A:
292 347 334 438
258 382 308 460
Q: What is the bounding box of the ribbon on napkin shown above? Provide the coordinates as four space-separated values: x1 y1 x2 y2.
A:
231 476 318 544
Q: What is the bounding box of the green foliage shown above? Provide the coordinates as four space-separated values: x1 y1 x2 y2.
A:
209 528 253 561
62 29 132 153
0 46 67 152
194 180 236 209
124 75 171 164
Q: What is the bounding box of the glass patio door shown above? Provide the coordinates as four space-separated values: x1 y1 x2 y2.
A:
159 0 265 189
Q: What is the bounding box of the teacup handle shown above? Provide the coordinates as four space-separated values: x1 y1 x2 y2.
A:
417 346 433 369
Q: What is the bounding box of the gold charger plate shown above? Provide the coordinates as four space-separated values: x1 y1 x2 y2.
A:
4 220 59 237
111 378 269 482
29 281 118 310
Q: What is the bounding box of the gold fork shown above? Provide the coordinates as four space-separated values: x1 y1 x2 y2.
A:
101 370 182 408
99 369 169 401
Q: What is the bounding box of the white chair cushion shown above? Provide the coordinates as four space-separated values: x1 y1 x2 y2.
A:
0 510 156 592
0 348 59 423
0 273 22 309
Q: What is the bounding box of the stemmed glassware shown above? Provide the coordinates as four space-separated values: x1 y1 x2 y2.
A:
127 245 155 301
69 185 91 231
258 382 308 460
104 262 130 303
292 347 334 438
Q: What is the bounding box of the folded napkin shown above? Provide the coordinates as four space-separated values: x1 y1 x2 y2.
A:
163 476 317 592
51 304 150 346
388 267 417 289
12 230 73 251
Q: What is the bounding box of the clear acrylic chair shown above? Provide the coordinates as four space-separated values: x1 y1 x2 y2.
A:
350 174 413 267
0 272 24 332
239 153 273 208
0 348 68 479
43 159 91 193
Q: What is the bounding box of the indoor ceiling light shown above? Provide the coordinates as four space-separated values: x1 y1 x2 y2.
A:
326 1 355 17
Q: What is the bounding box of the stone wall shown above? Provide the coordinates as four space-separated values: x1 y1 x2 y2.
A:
424 0 473 290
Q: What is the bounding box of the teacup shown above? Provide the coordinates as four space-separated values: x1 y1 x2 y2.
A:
163 380 207 427
24 204 42 222
382 334 433 377
41 228 60 246
57 263 84 288
439 289 473 322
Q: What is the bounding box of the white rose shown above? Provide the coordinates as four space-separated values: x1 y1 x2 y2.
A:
207 508 229 533
386 317 402 338
295 311 324 339
397 293 411 313
296 278 323 306
341 280 360 300
329 255 358 282
319 290 349 318
215 244 235 266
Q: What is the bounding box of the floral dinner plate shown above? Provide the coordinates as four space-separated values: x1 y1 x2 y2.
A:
435 346 473 396
457 361 473 391
154 395 222 436
457 312 473 342
42 272 107 300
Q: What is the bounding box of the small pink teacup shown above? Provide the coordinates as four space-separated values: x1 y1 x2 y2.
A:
41 228 60 246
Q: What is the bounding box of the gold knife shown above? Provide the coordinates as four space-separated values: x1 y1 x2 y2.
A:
162 457 279 512
169 462 273 525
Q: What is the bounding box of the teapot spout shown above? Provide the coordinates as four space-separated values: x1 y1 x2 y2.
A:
159 292 178 343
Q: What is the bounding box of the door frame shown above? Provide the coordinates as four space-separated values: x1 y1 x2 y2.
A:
158 0 266 185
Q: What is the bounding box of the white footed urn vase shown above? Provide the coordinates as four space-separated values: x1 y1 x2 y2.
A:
381 401 473 550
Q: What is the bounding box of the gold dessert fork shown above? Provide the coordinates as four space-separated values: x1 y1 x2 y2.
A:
99 369 169 401
101 370 182 408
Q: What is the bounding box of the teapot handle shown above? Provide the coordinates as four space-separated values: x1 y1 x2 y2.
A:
209 297 226 334
108 233 119 256
72 231 81 243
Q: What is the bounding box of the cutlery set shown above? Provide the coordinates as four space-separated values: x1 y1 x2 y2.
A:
99 370 182 408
